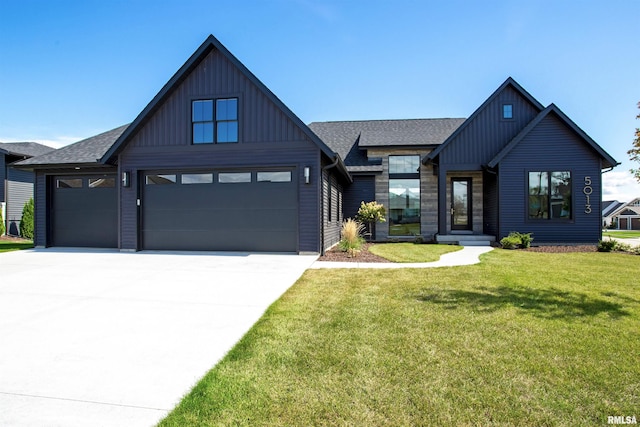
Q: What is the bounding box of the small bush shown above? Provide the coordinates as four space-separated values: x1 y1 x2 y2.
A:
597 239 618 252
0 207 5 236
19 198 34 240
338 219 365 257
356 201 386 240
500 231 533 249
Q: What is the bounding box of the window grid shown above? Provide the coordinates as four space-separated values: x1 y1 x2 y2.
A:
192 98 238 144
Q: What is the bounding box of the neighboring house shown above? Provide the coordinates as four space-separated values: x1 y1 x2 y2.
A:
607 198 640 230
603 200 626 227
0 142 54 236
17 34 618 251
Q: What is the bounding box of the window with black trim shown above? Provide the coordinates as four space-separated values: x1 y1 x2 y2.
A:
192 98 238 144
389 155 420 236
528 171 571 219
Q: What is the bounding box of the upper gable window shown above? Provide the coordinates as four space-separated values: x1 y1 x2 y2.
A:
389 155 420 174
503 104 513 119
192 98 238 144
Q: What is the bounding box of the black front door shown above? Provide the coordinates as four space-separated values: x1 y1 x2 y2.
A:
451 178 472 231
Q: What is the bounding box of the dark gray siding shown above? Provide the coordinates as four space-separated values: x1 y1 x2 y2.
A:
0 154 5 203
130 49 307 149
322 169 343 251
6 167 34 236
440 86 541 168
343 175 375 220
34 171 47 247
119 142 322 252
483 170 498 236
498 113 603 243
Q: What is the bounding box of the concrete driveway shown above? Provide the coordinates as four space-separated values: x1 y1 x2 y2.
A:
0 249 318 427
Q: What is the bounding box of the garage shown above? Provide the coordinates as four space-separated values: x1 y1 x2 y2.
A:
141 169 298 252
51 174 118 247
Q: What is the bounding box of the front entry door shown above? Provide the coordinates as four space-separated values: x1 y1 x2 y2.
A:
451 178 472 231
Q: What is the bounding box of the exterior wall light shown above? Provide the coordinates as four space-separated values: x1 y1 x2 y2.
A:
304 167 310 184
122 171 130 187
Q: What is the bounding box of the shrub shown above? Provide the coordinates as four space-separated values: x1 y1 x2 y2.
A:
500 231 533 249
338 219 365 257
0 207 5 236
19 198 34 240
597 239 618 252
356 201 386 240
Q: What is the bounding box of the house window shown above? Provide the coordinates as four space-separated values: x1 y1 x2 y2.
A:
192 98 238 144
389 155 420 236
503 104 513 119
528 171 571 219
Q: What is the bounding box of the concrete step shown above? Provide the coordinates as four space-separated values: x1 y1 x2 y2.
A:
436 234 495 245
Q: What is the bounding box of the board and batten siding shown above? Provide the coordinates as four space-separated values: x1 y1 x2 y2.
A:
130 49 307 149
343 175 375 220
118 141 323 252
6 167 34 235
498 112 603 243
439 86 541 168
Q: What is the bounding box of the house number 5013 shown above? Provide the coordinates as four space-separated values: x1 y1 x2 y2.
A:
583 176 592 214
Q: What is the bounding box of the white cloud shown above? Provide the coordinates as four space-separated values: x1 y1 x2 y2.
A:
603 171 640 202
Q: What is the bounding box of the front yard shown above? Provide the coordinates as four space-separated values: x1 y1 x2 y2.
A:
160 249 640 426
0 237 33 253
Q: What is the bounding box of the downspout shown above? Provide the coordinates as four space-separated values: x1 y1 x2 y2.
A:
320 155 340 256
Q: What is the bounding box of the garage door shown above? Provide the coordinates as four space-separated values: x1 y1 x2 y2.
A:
51 175 118 247
142 169 298 251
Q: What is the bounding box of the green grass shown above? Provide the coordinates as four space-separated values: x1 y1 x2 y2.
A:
369 242 462 262
0 240 34 252
603 230 640 239
160 251 640 426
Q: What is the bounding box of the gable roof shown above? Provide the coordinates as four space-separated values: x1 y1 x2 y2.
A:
487 104 618 169
100 34 350 182
603 200 625 216
0 142 55 158
309 118 465 172
16 124 129 168
425 77 544 163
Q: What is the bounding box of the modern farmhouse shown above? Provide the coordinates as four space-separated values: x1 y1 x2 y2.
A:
17 35 618 252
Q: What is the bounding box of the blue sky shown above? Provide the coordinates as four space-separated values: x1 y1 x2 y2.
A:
1 0 639 201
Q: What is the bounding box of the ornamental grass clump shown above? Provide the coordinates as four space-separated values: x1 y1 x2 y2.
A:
338 219 365 257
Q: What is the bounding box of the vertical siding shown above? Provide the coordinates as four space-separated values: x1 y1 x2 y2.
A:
34 171 47 247
440 86 541 166
130 49 307 148
343 175 375 220
6 167 34 236
499 112 603 243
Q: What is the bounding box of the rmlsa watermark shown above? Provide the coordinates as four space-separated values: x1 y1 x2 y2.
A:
608 415 637 425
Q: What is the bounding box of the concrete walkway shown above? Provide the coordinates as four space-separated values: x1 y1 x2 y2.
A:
310 245 494 269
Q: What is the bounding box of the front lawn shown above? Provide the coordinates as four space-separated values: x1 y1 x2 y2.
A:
603 230 640 239
369 242 462 262
160 250 640 426
0 239 34 252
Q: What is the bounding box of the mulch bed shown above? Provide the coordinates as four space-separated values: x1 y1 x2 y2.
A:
319 243 390 263
319 242 600 263
0 235 30 243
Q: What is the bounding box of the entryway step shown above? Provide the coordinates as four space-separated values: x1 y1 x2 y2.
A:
436 234 495 246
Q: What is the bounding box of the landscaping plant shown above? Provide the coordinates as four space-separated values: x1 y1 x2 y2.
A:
500 231 533 249
0 207 5 236
355 201 386 240
338 218 365 257
19 198 34 240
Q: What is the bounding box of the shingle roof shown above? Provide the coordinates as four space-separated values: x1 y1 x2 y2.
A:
16 124 129 167
0 142 55 158
308 118 465 172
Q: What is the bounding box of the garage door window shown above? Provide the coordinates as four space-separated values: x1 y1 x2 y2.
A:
257 171 291 182
57 178 83 188
146 174 177 185
182 173 213 184
219 172 251 183
89 178 115 188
